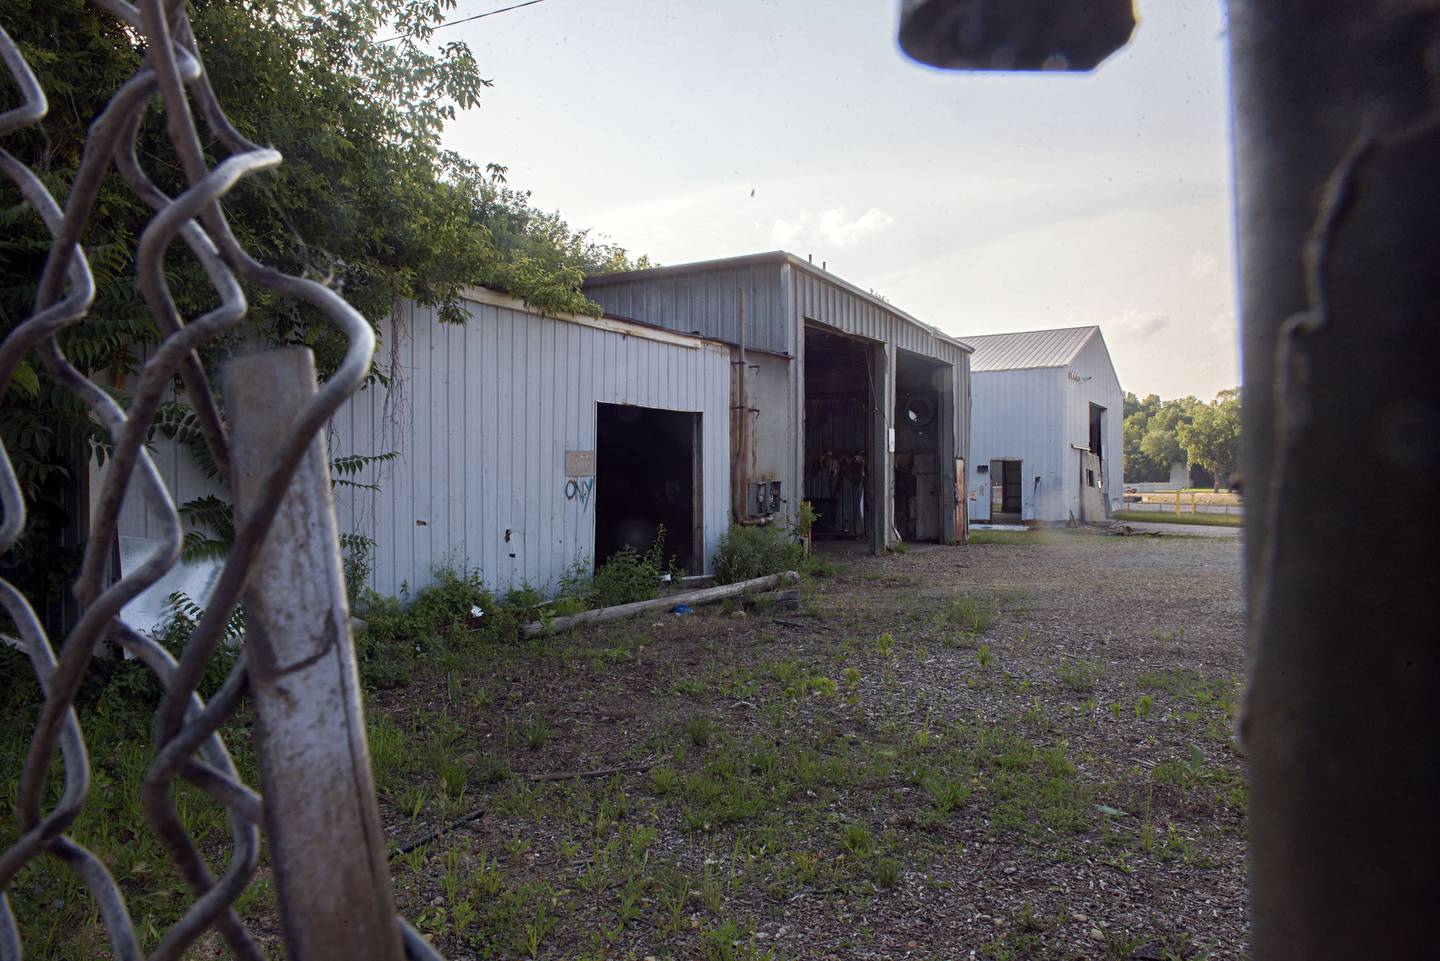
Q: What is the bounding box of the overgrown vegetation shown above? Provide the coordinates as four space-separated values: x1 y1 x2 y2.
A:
353 569 525 688
1 532 1246 959
588 528 675 608
0 0 651 617
712 524 807 584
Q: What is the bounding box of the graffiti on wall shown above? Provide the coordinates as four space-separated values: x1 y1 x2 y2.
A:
565 476 594 509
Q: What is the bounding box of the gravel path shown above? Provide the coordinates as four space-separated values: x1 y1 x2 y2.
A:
382 530 1250 961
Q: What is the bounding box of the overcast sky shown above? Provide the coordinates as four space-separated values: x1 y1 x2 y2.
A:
440 0 1239 400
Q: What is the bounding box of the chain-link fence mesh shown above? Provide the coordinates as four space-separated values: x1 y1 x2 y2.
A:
1 3 442 958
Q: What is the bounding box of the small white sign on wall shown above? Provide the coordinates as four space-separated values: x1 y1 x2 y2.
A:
565 450 595 477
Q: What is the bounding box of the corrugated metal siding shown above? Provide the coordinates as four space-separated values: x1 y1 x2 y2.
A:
330 300 733 597
1064 330 1126 513
584 262 790 355
968 368 1068 522
117 296 732 601
965 326 1097 372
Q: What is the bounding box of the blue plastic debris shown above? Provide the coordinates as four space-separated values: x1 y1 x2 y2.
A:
672 604 694 616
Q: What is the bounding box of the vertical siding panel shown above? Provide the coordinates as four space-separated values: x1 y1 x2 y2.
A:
497 307 513 587
401 303 419 594
482 305 499 584
428 307 448 575
526 316 543 589
466 305 483 583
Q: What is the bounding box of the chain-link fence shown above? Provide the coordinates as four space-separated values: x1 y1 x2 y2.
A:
1 3 441 958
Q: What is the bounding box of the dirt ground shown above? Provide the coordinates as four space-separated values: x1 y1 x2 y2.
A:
367 529 1248 961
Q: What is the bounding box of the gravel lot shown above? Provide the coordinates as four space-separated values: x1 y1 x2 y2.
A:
373 529 1249 961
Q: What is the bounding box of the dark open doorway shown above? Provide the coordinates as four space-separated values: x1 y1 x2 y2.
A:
894 349 948 542
594 403 700 571
1088 402 1105 468
990 459 1022 517
803 325 876 541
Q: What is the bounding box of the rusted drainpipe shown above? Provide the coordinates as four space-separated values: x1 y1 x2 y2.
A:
731 288 749 522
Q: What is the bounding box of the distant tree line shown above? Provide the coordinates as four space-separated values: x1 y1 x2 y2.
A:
1124 389 1241 490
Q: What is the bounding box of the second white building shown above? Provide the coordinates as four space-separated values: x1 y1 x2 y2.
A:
965 326 1123 525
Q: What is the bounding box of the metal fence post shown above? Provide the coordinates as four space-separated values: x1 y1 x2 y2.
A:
226 347 404 961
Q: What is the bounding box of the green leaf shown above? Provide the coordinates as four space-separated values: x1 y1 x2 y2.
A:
8 361 39 399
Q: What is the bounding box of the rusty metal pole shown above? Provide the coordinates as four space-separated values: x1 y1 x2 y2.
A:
226 347 404 961
1230 3 1440 958
736 288 749 520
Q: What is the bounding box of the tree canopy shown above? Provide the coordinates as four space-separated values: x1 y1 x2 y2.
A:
1123 389 1241 489
1178 389 1242 489
1 0 649 600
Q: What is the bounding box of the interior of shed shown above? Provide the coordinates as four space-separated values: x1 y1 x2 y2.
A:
594 403 699 571
803 325 875 540
894 349 947 542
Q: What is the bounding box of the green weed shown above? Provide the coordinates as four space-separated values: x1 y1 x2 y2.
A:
1058 658 1103 692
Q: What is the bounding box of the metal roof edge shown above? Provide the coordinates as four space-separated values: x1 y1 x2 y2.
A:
779 253 972 352
963 325 1100 370
971 362 1069 373
583 251 790 285
585 250 971 353
457 285 706 351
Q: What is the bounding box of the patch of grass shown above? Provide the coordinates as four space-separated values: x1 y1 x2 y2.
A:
713 524 806 584
945 594 1000 634
507 713 550 752
923 775 972 817
368 714 416 796
966 529 1035 545
870 855 901 887
1114 510 1242 528
840 822 875 858
1137 666 1207 698
1058 658 1103 692
686 715 713 748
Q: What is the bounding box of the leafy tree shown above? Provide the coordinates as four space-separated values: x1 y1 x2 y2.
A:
1122 391 1216 484
1 0 647 610
1179 389 1242 491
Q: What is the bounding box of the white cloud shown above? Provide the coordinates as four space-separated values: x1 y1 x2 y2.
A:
1107 309 1172 340
769 210 811 246
817 207 895 246
769 206 895 249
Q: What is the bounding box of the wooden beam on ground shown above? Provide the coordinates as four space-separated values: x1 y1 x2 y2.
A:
522 571 799 638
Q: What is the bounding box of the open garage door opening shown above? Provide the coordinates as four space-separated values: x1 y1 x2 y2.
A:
895 349 950 543
595 403 701 572
804 325 878 541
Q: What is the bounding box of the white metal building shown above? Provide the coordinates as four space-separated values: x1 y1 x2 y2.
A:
328 288 733 596
964 326 1123 524
585 252 972 552
114 286 734 604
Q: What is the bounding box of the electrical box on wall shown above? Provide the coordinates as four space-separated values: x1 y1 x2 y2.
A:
750 480 782 516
